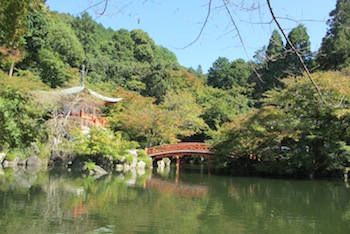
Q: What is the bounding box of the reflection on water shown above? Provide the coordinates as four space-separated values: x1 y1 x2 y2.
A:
146 178 208 197
1 165 350 233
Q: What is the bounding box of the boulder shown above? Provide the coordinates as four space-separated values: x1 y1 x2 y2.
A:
123 164 131 171
2 157 20 168
157 160 165 168
136 167 146 176
130 157 138 168
115 164 124 171
26 155 42 167
127 149 138 157
119 156 126 163
17 158 27 166
162 157 171 167
136 160 146 169
90 165 108 177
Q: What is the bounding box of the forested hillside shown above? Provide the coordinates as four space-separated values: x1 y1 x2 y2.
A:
1 0 350 177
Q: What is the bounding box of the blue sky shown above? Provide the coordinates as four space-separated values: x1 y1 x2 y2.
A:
46 0 336 72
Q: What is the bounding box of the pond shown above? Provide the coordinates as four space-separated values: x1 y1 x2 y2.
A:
0 165 350 233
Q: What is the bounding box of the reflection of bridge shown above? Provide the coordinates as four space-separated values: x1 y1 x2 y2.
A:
145 142 215 161
146 143 215 178
146 178 208 197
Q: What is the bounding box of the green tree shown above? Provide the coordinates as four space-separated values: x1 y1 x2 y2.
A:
109 88 182 147
0 0 45 76
213 70 350 177
0 0 44 47
153 46 179 67
131 29 155 63
255 29 285 94
199 86 253 130
285 24 312 77
207 57 252 90
161 90 208 138
37 48 71 88
317 0 350 70
254 26 312 99
109 29 135 62
207 57 232 89
0 85 44 151
71 12 98 76
142 62 170 101
71 12 97 55
46 15 85 68
19 5 50 70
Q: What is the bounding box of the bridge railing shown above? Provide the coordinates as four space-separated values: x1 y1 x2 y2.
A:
145 142 212 155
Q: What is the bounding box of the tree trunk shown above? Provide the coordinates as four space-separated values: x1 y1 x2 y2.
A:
8 61 14 77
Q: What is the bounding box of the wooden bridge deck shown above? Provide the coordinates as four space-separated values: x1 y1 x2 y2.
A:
145 142 215 160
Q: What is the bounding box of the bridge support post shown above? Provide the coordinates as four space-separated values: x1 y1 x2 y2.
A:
175 155 180 184
208 158 211 176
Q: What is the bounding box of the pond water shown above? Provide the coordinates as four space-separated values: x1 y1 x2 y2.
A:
0 165 350 234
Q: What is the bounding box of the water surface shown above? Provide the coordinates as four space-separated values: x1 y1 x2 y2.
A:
0 166 349 233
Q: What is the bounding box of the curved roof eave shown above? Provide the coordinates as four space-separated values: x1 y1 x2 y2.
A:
87 89 122 103
39 86 122 103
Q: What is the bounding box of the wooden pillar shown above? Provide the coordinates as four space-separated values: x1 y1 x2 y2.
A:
175 155 180 184
80 107 84 127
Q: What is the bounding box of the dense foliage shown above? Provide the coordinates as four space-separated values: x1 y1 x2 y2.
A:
73 127 142 164
213 70 350 177
0 75 45 154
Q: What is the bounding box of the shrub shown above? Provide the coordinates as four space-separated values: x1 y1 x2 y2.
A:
84 161 96 171
73 127 139 162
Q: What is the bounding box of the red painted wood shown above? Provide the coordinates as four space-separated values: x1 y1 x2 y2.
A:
146 143 261 161
146 143 215 160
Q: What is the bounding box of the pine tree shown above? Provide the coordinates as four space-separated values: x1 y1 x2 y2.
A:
317 0 350 70
255 30 285 95
285 24 312 76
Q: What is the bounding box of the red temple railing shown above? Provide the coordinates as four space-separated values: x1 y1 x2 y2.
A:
68 112 107 127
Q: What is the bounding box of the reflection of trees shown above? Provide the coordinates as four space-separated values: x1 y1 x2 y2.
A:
213 177 350 233
0 169 153 233
1 169 350 233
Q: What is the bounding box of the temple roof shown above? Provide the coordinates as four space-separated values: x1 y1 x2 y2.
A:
87 89 122 103
40 86 122 103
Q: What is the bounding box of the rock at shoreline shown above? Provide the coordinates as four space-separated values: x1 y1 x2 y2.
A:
136 161 146 169
162 158 171 167
130 157 138 168
2 157 20 168
127 149 138 157
115 164 124 171
95 165 108 175
26 156 42 167
157 160 165 168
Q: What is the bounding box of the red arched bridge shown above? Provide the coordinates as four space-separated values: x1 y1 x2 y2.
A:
145 142 215 161
145 142 262 162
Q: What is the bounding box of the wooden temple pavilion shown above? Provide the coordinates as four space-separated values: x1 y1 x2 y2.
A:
42 85 122 128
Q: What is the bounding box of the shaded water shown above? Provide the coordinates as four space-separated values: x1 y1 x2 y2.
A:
0 166 350 234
